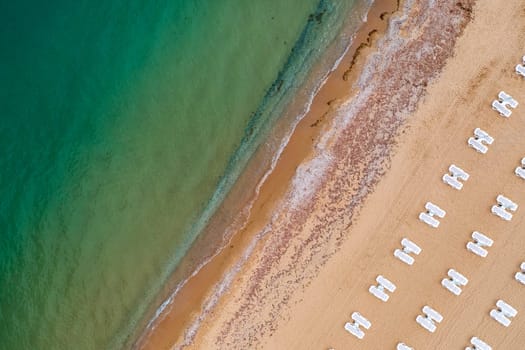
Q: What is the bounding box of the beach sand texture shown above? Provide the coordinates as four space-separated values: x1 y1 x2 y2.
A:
154 0 525 348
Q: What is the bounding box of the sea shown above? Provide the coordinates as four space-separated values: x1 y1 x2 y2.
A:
0 0 367 349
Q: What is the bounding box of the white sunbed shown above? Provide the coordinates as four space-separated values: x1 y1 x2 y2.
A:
397 343 414 350
426 202 446 217
419 213 440 227
517 64 525 77
394 238 421 265
492 205 512 221
517 56 525 77
441 269 469 296
467 231 493 258
516 166 525 180
515 262 525 285
443 174 462 190
417 306 443 333
344 312 371 339
474 128 494 144
450 164 469 180
490 300 518 327
468 138 488 154
516 157 525 179
497 194 518 211
466 337 492 350
499 91 519 108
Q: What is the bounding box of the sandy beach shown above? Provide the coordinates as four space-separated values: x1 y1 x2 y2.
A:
139 0 525 348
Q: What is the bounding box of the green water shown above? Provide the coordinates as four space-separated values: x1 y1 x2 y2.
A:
0 0 360 349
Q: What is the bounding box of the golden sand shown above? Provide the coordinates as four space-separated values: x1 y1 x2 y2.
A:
140 0 525 348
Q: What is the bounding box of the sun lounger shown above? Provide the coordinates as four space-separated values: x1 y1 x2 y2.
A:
466 337 492 350
345 312 371 339
515 262 525 285
426 202 446 217
492 205 512 221
441 269 469 296
397 343 414 350
467 231 493 258
492 91 518 117
490 300 517 327
468 138 488 154
515 157 525 179
369 275 396 302
497 194 518 211
499 91 518 108
416 306 443 333
474 128 494 144
516 166 525 180
443 174 462 190
517 64 525 77
419 213 440 227
450 164 469 180
517 56 525 77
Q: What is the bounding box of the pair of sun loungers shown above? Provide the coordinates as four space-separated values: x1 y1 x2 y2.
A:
466 337 492 350
491 194 518 221
492 91 518 118
490 299 518 327
467 231 493 258
468 127 494 154
419 202 446 228
443 164 469 190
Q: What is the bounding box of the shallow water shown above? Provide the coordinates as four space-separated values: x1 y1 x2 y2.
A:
0 0 359 348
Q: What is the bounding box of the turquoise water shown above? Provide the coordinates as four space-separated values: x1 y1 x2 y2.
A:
0 0 360 349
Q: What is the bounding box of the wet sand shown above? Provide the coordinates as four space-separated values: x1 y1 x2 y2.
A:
139 0 525 348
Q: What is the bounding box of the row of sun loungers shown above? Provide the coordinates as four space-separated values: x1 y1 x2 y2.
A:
343 58 524 349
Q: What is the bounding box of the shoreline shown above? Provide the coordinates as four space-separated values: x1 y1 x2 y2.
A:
135 0 401 348
181 0 480 348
